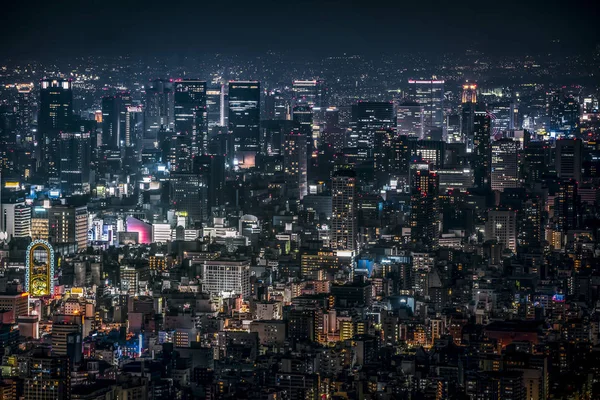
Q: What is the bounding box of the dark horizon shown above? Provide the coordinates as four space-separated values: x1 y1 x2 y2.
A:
1 0 599 60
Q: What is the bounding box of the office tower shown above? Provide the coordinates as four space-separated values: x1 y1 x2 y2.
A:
446 114 461 143
554 179 579 232
549 93 580 134
202 260 251 298
195 155 226 216
207 84 226 128
490 138 519 192
410 170 440 250
462 83 477 104
331 170 357 251
144 79 174 148
229 81 260 157
488 102 517 135
523 141 551 185
1 202 31 239
39 79 73 186
518 195 543 249
486 208 518 254
16 83 34 143
51 319 81 356
292 105 313 136
265 89 290 120
174 79 208 155
170 173 204 225
292 79 327 108
472 110 491 189
555 138 582 182
262 120 294 156
26 240 55 297
283 132 308 200
462 102 476 151
24 353 71 400
59 131 91 195
350 101 394 157
322 107 345 152
47 205 88 250
101 92 131 149
163 132 192 173
0 104 18 178
414 140 446 168
408 79 444 138
397 101 424 139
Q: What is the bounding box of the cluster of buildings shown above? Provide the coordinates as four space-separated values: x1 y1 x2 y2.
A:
0 54 598 399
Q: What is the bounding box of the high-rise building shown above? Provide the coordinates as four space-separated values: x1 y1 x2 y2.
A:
202 259 251 298
555 138 582 182
101 92 131 148
350 102 394 158
24 353 71 400
39 79 73 186
461 83 477 104
486 208 518 254
1 202 31 240
51 319 81 356
174 79 208 155
292 80 327 109
554 179 579 232
283 132 308 200
408 79 444 138
170 173 204 225
488 102 517 135
265 89 290 120
523 142 551 185
472 110 491 189
490 138 519 192
396 101 424 139
195 155 226 216
207 84 226 128
331 170 357 251
164 132 192 173
47 205 88 250
144 79 174 148
229 81 260 155
59 131 91 195
16 83 34 143
410 170 440 250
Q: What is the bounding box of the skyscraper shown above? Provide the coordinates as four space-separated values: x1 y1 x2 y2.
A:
486 208 518 254
410 170 440 250
331 170 357 251
292 79 327 109
472 110 491 189
101 92 131 149
39 79 73 186
24 353 71 400
461 83 477 104
554 179 579 232
283 132 308 200
396 101 424 139
170 172 204 225
408 79 444 138
174 79 208 155
350 101 394 158
59 131 91 195
555 138 582 182
490 138 519 192
207 84 226 128
144 79 174 149
228 81 260 155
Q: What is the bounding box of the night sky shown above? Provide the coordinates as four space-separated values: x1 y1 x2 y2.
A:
1 0 598 59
